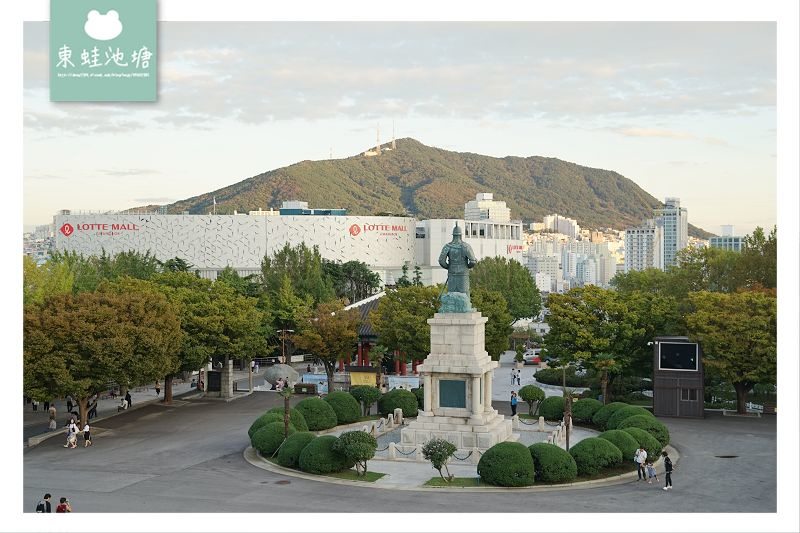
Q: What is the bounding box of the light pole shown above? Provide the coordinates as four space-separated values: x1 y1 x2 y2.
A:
277 329 295 364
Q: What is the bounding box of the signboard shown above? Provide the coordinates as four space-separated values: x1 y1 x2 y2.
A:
207 371 221 392
386 376 419 391
658 342 699 372
350 372 379 387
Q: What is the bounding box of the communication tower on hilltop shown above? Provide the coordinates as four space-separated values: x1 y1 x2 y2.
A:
376 123 381 156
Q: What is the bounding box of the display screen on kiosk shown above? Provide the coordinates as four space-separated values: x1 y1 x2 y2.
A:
658 342 698 371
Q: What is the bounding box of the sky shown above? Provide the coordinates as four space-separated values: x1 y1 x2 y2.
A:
23 21 777 236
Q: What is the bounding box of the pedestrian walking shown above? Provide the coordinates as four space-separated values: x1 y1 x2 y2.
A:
154 381 161 397
48 418 57 431
646 461 658 483
32 399 38 412
511 368 516 385
125 391 132 408
82 423 92 447
44 400 50 411
64 419 78 448
634 446 648 481
662 451 674 490
510 391 519 416
48 405 57 421
55 497 72 513
66 395 73 413
35 493 52 513
516 371 521 386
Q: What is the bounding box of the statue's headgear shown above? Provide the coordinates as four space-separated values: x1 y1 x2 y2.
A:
453 223 462 237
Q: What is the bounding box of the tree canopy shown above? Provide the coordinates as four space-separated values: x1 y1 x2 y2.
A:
470 257 541 322
261 243 335 304
471 287 513 360
371 285 440 363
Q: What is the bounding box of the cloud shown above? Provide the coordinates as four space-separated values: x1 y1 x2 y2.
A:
611 127 729 146
25 173 68 180
100 168 160 177
84 10 123 41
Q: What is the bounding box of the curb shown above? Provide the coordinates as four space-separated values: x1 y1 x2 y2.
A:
242 443 680 493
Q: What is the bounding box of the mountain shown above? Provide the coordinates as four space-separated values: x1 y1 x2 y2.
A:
157 138 713 238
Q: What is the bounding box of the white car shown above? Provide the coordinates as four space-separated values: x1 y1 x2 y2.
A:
523 349 542 365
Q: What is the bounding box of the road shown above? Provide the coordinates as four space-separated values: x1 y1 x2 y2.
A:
23 390 776 513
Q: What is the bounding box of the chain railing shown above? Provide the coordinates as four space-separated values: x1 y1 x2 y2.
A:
395 447 417 456
451 451 473 461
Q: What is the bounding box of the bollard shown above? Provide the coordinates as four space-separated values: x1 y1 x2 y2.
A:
416 448 424 462
393 408 404 426
370 422 377 436
569 417 573 430
472 447 480 465
389 441 397 460
361 425 369 433
512 414 519 430
539 416 545 432
386 414 394 428
547 434 553 444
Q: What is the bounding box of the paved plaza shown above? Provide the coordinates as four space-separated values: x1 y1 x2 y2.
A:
22 362 777 514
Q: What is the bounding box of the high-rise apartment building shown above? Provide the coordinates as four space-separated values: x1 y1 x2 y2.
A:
654 197 688 269
624 218 664 272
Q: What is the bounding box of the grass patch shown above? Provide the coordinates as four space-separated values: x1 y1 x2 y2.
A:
424 477 488 488
358 414 381 422
325 470 385 482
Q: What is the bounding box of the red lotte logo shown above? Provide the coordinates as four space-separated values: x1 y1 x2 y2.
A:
349 224 362 237
59 223 74 237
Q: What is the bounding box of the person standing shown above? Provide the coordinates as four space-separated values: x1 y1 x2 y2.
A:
32 399 38 412
66 395 73 414
510 391 518 416
154 381 161 397
511 368 516 385
55 497 72 513
82 423 92 447
516 371 521 386
634 446 648 481
125 391 132 408
662 451 674 490
35 493 52 513
44 399 50 411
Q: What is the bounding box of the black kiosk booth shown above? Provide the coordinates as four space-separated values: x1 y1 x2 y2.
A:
652 336 704 418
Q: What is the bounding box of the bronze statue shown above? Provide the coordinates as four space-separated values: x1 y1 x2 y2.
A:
438 223 477 312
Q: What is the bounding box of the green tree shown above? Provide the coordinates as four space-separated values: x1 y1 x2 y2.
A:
412 265 423 286
95 250 162 281
470 257 541 322
161 257 194 273
322 260 382 304
471 287 513 360
350 385 383 416
518 384 545 416
371 285 440 365
216 266 262 298
261 243 335 304
422 438 458 483
294 300 360 394
332 431 377 477
740 226 777 289
23 256 73 306
396 264 412 288
24 291 181 426
48 250 102 293
544 286 643 404
685 291 776 414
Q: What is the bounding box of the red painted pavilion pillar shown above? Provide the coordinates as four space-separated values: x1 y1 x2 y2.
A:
357 342 363 366
363 344 371 366
412 360 419 373
393 350 400 374
338 358 345 372
400 353 407 376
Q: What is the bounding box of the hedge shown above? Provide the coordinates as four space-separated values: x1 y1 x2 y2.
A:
324 392 362 425
568 437 623 476
266 407 309 432
591 402 630 430
411 387 425 409
618 415 670 447
598 429 640 463
477 442 535 487
606 406 654 430
248 412 282 440
378 388 419 418
528 443 577 483
349 386 382 415
295 397 338 431
298 435 355 474
534 366 592 387
620 427 663 462
539 396 565 421
251 421 296 456
275 432 316 468
571 398 603 422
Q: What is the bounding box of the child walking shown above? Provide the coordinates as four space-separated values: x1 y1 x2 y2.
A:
646 461 658 483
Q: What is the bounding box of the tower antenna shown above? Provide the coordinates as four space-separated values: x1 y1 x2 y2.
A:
392 120 396 150
376 123 381 156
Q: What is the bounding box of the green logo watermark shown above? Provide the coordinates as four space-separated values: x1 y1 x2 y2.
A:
50 0 157 102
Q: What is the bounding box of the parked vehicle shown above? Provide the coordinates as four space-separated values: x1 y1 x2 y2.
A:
523 348 542 365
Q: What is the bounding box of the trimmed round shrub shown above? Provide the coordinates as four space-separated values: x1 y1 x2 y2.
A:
295 397 338 431
534 366 592 387
571 398 603 422
331 431 378 475
598 429 640 462
618 415 670 447
266 407 309 432
528 443 577 483
350 386 382 415
539 396 565 421
621 427 663 461
276 432 316 468
251 421 296 456
568 437 623 476
378 388 419 418
478 442 535 487
518 385 545 415
324 391 361 425
606 406 654 430
411 387 425 409
248 412 281 439
591 402 630 430
298 435 355 474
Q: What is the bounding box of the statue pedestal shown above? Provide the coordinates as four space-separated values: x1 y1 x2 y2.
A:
400 312 516 454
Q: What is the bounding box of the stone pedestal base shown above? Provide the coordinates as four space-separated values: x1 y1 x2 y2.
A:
399 311 518 456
